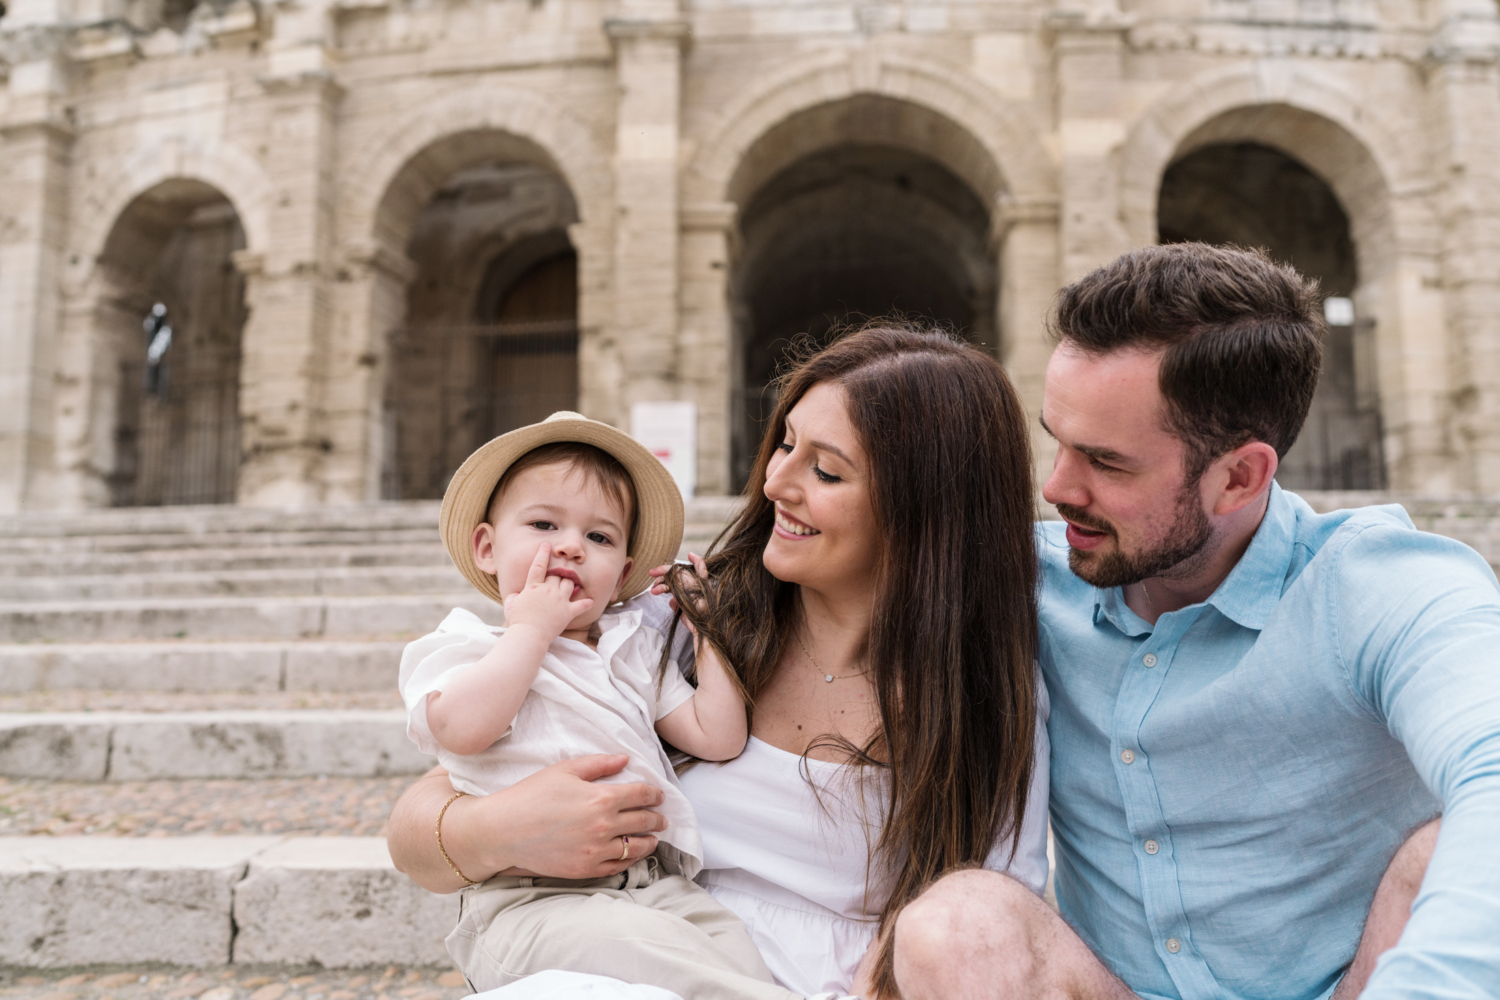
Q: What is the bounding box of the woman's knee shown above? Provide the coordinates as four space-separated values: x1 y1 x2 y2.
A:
894 869 1043 983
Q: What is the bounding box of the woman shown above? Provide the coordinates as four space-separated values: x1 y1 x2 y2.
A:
387 325 1049 998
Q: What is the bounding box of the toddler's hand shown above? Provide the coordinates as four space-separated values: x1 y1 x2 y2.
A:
671 553 712 637
502 543 595 642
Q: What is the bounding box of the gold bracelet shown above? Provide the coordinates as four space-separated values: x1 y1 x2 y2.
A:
436 791 481 887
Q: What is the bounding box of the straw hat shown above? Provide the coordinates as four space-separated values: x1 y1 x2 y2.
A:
439 411 684 605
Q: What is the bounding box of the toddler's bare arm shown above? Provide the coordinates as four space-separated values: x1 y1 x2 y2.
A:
656 639 749 761
428 542 592 755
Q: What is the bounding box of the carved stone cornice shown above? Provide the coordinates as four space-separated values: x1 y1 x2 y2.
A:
603 17 691 47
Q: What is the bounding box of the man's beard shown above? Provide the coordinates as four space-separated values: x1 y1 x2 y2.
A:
1057 485 1214 589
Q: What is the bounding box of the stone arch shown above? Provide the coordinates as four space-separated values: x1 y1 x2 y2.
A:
344 82 611 255
1120 64 1450 491
686 49 1056 208
679 50 1059 492
54 177 251 508
70 137 272 294
1119 64 1432 282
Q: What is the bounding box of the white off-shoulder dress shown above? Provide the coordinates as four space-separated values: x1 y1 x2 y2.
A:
679 690 1051 997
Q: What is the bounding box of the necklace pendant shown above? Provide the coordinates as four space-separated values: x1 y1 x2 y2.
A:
824 674 834 683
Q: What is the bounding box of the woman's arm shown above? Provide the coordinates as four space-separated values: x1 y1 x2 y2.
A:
387 757 670 892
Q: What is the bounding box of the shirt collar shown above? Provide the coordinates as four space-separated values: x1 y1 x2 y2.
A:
1091 482 1296 634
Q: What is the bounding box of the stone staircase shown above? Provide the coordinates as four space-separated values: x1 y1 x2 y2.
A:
1 490 1494 972
0 497 740 970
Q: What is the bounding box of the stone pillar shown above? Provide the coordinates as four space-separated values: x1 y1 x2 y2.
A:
0 41 74 512
235 7 343 507
679 202 737 495
1428 4 1500 493
995 195 1063 487
320 243 418 504
50 266 144 509
1047 10 1132 284
602 5 687 427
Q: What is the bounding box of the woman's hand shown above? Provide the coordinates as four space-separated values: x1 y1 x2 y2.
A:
387 756 668 892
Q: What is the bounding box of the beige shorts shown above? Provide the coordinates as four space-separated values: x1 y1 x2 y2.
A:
446 858 799 1000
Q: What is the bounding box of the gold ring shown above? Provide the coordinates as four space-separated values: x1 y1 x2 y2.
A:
619 836 630 862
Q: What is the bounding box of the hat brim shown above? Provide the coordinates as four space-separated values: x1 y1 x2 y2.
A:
439 412 685 606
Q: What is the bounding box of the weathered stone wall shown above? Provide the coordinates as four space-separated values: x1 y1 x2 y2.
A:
2 0 1497 508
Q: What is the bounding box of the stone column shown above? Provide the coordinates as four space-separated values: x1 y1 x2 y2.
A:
995 195 1063 487
1047 10 1132 284
679 202 737 495
0 39 74 512
320 243 417 504
602 5 687 427
1428 5 1500 493
235 7 343 507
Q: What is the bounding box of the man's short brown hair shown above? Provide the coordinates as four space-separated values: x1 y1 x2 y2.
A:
1049 242 1325 479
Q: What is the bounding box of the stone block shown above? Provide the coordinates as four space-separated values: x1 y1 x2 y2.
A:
0 597 326 643
0 642 284 693
232 837 456 967
104 710 432 779
0 716 110 780
283 641 405 691
0 836 280 967
321 595 496 637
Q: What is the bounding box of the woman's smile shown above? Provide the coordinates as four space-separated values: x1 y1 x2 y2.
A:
774 507 820 538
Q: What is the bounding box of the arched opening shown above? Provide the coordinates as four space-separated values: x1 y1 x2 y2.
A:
383 159 580 500
729 99 999 489
1158 141 1384 490
97 180 247 506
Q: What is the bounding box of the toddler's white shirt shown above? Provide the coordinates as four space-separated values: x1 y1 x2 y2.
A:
398 595 704 877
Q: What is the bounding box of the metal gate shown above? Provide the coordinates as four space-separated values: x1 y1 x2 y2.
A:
112 364 241 507
383 320 579 500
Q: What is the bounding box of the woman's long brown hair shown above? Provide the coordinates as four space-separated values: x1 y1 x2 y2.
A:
665 323 1038 998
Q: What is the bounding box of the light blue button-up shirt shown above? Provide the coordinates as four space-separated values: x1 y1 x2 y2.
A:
1039 484 1500 1000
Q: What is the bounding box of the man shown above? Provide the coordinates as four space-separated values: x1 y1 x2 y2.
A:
893 244 1500 999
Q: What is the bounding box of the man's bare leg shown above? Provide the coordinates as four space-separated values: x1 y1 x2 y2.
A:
1332 818 1441 1000
892 869 1134 1000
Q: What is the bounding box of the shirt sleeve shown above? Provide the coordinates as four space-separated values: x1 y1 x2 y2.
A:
627 589 697 680
983 673 1051 897
1335 525 1500 999
397 609 503 756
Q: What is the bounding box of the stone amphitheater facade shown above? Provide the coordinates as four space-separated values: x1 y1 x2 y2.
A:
2 0 1499 512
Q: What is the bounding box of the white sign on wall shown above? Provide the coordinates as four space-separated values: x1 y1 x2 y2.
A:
631 401 697 499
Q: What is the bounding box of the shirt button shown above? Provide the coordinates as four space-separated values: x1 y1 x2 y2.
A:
1120 749 1136 764
1166 938 1181 953
1142 653 1158 667
1144 839 1159 855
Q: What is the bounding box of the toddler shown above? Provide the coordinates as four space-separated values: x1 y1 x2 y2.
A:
400 411 800 1000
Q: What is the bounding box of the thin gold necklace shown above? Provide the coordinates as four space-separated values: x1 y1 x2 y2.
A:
794 627 868 683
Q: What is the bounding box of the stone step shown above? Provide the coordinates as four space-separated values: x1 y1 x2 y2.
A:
0 566 470 602
0 711 431 780
0 964 468 1000
0 690 403 713
0 774 408 837
0 641 405 694
0 836 453 968
0 543 452 580
0 593 496 643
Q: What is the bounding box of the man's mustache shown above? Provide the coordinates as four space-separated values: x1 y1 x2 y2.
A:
1055 503 1117 537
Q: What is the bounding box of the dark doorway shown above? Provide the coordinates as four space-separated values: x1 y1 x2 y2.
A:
732 144 996 488
385 163 579 499
103 185 246 506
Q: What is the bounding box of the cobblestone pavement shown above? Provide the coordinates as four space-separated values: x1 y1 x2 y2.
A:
0 966 469 1000
0 775 415 837
0 691 403 713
